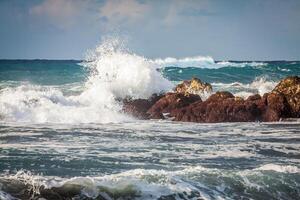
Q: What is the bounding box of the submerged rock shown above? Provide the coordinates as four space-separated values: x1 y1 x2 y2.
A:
0 179 138 200
174 77 212 95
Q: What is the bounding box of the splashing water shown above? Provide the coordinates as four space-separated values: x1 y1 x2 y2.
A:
0 38 172 123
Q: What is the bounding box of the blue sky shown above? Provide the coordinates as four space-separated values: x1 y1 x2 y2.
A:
0 0 299 60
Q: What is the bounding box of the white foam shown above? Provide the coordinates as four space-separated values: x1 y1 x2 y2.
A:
256 164 300 173
217 61 267 68
0 38 173 123
2 164 299 200
84 37 173 99
153 56 215 68
212 76 277 98
2 168 212 200
153 56 267 69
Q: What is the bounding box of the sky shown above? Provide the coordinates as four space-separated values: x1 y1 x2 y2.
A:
0 0 299 60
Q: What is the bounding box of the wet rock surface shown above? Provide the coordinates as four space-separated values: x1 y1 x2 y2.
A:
122 94 163 119
272 76 300 117
174 77 212 95
147 92 201 119
123 76 300 123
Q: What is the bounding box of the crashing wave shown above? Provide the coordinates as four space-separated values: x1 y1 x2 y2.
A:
0 38 173 123
256 164 300 173
212 76 277 98
1 165 299 200
153 56 267 69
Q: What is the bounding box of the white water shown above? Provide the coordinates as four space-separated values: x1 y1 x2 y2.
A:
0 38 173 123
153 56 266 69
1 163 299 200
212 77 277 99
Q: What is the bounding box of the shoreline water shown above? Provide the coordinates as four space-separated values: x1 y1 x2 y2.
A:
0 48 300 199
0 120 300 199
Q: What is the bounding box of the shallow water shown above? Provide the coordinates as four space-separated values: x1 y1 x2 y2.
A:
0 121 300 199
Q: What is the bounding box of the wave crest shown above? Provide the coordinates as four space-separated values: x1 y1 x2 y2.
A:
153 56 267 69
0 38 172 123
1 165 299 200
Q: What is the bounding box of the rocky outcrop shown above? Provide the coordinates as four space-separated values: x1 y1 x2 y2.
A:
262 93 290 121
122 76 300 123
272 76 300 117
174 77 212 95
147 92 201 119
170 92 263 123
122 94 163 119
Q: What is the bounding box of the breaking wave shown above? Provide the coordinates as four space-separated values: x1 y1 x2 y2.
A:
212 76 277 98
0 38 173 123
1 164 299 200
153 56 266 69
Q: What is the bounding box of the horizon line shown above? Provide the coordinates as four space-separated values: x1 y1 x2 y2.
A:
0 58 299 62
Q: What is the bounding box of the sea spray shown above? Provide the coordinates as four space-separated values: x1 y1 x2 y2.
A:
0 38 172 123
83 37 173 99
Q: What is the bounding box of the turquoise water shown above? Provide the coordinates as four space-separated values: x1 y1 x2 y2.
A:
0 57 300 199
1 60 299 85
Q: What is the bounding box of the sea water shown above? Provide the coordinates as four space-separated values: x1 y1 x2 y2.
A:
0 38 299 199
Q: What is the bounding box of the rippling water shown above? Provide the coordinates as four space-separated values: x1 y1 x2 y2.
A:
0 121 300 199
1 39 300 199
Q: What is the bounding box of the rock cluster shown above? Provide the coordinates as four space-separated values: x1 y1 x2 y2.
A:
174 77 212 95
123 76 300 123
272 76 300 117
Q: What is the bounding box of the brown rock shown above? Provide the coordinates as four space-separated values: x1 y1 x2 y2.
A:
124 76 300 123
122 94 163 119
263 92 290 121
172 91 262 123
175 77 212 95
246 94 267 117
272 76 300 117
147 92 201 119
247 94 262 101
206 91 235 102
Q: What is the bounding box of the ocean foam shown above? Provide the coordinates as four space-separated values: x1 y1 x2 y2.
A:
256 164 300 173
212 76 277 98
0 38 173 123
153 56 266 69
2 164 299 200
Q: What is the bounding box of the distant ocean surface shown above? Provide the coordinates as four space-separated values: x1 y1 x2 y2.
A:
0 40 300 199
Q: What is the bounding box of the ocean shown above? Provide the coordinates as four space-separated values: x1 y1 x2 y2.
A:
0 40 300 199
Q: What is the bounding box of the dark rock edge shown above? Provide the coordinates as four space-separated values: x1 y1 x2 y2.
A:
123 76 300 123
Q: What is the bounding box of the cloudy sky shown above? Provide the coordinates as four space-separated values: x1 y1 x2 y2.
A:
0 0 300 60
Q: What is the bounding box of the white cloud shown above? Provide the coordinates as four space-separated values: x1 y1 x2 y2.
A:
29 0 151 30
99 0 150 24
163 0 210 26
30 0 89 29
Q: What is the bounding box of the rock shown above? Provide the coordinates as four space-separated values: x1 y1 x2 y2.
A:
171 91 266 123
124 76 300 123
272 76 300 117
147 92 201 119
247 94 262 101
263 92 290 121
206 91 234 102
122 94 163 119
174 77 212 95
247 94 267 115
